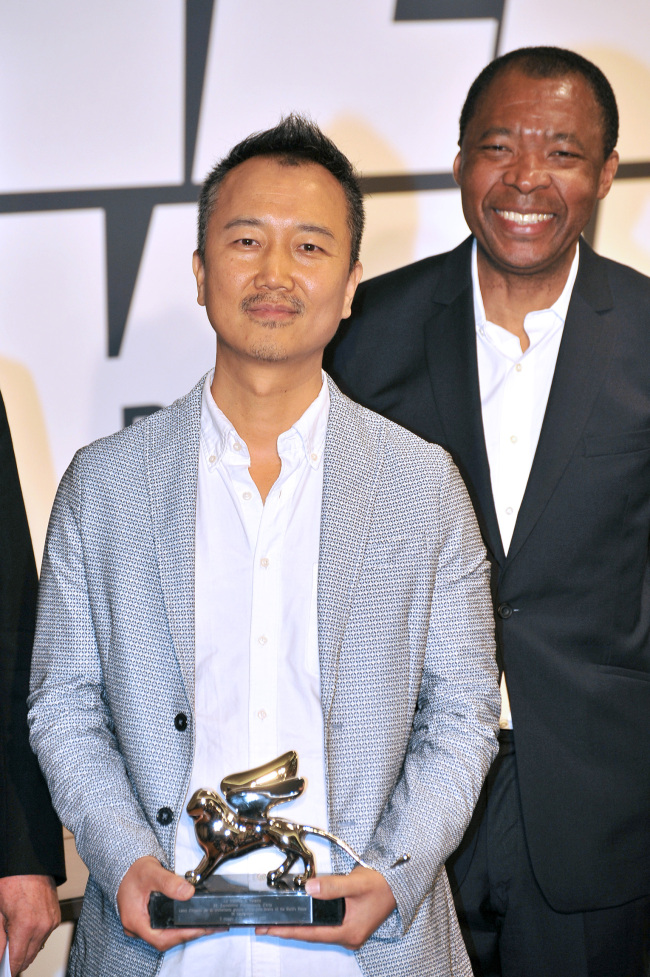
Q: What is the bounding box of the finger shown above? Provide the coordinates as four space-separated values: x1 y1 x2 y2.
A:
12 937 43 976
157 874 196 902
143 862 195 902
9 940 31 977
305 874 358 899
255 923 343 945
135 926 224 953
7 924 40 975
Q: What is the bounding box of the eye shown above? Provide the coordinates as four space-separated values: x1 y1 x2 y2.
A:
551 150 579 159
298 242 322 253
237 237 257 247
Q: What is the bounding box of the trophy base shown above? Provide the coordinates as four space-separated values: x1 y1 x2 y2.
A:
149 873 345 928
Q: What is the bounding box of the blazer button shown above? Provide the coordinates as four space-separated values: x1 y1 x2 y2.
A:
156 807 173 825
497 603 513 619
174 712 188 731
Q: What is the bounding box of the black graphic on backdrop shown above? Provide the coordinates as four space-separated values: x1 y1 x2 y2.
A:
0 0 214 358
0 0 647 371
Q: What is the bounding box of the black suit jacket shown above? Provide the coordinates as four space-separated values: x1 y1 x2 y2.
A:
326 236 650 913
0 392 65 881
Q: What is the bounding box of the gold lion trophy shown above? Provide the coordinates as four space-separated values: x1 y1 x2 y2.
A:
149 750 368 928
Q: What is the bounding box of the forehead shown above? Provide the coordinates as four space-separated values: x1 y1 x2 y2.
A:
210 156 349 230
467 68 604 143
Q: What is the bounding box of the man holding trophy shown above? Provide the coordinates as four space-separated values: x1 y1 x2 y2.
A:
28 116 499 977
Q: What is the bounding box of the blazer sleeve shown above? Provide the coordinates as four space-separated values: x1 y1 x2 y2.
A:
28 454 167 907
0 393 65 882
361 453 500 935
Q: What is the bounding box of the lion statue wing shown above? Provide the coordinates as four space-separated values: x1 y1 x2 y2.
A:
221 749 305 818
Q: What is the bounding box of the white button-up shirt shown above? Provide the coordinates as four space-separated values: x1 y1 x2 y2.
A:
473 239 579 726
159 374 361 977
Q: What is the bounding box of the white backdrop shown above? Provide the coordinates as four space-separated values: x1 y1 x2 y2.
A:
2 0 650 569
5 4 650 973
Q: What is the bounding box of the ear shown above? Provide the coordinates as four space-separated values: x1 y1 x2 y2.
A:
597 150 619 200
192 250 206 306
453 151 462 187
340 261 363 320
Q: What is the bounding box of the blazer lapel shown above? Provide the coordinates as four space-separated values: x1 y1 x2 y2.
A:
506 242 619 564
318 381 386 723
424 240 505 565
145 378 204 706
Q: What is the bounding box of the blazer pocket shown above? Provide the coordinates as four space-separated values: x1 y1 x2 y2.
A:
597 663 650 684
364 537 424 567
583 429 650 457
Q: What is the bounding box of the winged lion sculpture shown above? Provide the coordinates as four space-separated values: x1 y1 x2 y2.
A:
185 750 368 888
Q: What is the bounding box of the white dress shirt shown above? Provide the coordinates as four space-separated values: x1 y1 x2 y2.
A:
159 374 361 977
472 239 579 727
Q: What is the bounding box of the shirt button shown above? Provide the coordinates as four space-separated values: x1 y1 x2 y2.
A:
233 442 242 451
257 709 267 721
310 452 318 462
260 557 269 568
505 507 513 516
243 491 252 501
258 635 268 645
515 363 522 372
208 454 216 464
510 435 518 444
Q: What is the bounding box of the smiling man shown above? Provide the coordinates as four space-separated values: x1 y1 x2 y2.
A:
328 48 650 977
28 116 499 977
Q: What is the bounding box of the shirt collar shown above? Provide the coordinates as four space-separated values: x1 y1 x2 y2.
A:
471 237 580 334
200 371 330 471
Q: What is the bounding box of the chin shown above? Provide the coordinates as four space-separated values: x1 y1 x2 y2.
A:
249 343 289 363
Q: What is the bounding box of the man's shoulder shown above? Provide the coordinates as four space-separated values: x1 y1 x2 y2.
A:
328 380 452 475
69 375 205 478
352 238 472 313
359 250 450 292
579 242 650 304
596 250 650 292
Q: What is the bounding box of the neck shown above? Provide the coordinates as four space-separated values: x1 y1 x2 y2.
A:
478 244 576 353
211 348 324 501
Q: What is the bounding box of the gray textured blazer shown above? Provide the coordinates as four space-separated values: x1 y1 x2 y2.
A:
29 376 499 977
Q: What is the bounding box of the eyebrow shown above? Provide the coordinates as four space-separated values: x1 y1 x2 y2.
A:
477 126 586 151
477 127 513 140
551 131 586 151
223 217 335 239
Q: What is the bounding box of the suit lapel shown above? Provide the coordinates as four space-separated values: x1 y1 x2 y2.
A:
318 381 386 722
506 242 618 564
145 378 204 706
423 240 505 565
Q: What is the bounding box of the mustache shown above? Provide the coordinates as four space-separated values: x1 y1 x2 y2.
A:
241 294 305 315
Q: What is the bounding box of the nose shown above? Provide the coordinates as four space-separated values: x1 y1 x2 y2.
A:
502 151 551 194
254 244 294 291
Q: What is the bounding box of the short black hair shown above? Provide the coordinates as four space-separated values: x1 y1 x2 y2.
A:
196 113 364 271
459 46 619 160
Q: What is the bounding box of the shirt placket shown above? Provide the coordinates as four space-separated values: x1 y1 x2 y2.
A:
249 460 299 977
247 450 302 776
497 354 534 553
248 490 282 770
